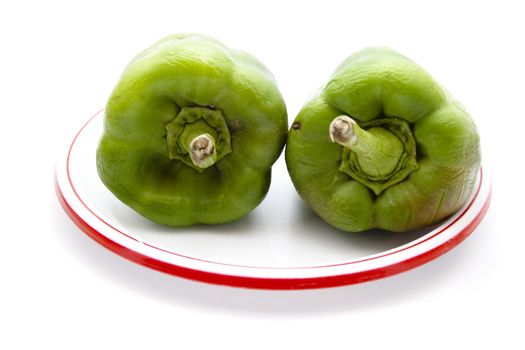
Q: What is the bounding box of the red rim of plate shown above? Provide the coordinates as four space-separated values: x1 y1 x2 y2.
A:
55 110 492 290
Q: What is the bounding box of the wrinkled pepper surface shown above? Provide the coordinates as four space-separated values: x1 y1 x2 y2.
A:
97 34 287 226
286 48 480 232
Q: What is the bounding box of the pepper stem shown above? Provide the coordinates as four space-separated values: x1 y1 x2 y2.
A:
329 115 359 146
188 134 217 169
165 106 232 171
329 115 404 178
177 119 219 170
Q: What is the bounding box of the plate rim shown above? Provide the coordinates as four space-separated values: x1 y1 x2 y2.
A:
55 110 492 290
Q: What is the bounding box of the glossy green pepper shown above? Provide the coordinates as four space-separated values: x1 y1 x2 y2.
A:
97 34 287 226
286 48 480 232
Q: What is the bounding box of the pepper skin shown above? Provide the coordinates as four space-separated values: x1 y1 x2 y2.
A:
97 34 287 226
286 48 480 232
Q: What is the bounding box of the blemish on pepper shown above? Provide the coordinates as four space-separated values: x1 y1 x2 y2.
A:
292 122 301 130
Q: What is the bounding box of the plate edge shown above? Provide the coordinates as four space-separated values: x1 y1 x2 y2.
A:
55 173 492 290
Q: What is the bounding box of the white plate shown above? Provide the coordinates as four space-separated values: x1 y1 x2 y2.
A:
55 110 492 289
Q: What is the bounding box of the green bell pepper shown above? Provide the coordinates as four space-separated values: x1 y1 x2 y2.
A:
286 48 480 232
97 34 287 226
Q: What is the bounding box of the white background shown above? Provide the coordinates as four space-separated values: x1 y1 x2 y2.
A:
1 0 523 349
